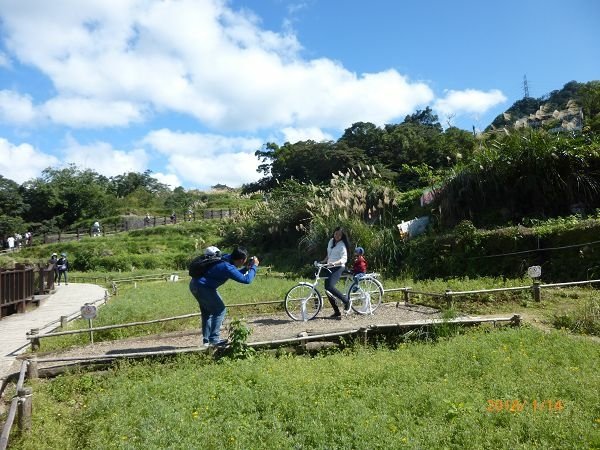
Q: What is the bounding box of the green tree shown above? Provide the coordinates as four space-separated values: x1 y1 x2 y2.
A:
339 121 384 157
22 165 116 228
0 176 27 216
109 170 169 198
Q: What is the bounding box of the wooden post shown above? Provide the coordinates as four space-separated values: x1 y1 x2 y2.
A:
27 358 38 379
362 328 368 345
532 281 541 302
17 387 33 432
76 229 80 240
60 315 68 328
104 290 109 304
445 290 453 309
153 216 156 227
403 289 410 306
298 331 308 352
30 328 40 351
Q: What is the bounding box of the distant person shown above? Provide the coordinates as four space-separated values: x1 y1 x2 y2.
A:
189 246 259 347
91 221 101 237
7 235 15 251
49 252 59 282
170 212 177 224
144 213 151 227
56 253 69 285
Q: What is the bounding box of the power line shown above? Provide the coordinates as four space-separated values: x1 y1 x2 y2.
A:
469 239 600 260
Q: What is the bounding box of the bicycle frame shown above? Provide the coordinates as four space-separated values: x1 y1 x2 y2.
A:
285 261 386 321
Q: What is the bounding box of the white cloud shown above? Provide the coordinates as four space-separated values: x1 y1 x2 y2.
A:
0 90 37 124
61 135 149 177
143 129 262 156
142 129 262 187
169 152 261 188
434 89 507 117
281 127 333 143
43 97 145 128
152 172 182 190
0 0 434 131
0 137 59 183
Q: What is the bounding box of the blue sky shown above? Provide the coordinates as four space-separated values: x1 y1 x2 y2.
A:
0 0 598 189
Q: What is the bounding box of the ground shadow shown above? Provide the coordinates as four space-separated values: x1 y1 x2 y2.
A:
106 346 178 355
251 318 292 325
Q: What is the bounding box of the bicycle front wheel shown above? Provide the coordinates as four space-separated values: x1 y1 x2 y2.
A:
285 284 322 321
348 278 384 314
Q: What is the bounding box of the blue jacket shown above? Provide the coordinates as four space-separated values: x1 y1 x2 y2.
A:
193 254 258 289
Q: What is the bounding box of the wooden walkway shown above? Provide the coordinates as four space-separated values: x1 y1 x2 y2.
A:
0 283 107 380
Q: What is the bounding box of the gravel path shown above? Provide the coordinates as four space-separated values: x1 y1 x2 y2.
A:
31 302 445 367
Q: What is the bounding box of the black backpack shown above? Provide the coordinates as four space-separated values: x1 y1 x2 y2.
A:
188 255 223 278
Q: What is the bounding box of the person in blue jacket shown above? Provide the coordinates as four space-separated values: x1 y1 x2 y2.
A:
189 246 260 347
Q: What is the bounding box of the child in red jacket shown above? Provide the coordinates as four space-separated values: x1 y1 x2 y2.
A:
353 247 367 277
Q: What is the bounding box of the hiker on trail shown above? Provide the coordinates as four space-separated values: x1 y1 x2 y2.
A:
320 226 351 319
56 253 69 285
91 221 101 237
144 213 151 227
189 246 260 347
49 252 59 282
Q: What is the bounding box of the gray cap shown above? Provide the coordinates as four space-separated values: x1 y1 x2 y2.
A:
204 246 221 257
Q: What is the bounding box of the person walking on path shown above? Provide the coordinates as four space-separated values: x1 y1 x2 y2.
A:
320 226 351 319
189 246 259 346
49 252 59 282
56 253 69 285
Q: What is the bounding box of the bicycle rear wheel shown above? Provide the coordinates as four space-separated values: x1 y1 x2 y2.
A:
348 278 384 314
285 284 322 321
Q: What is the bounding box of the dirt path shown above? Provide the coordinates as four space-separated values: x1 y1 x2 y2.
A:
25 303 599 374
31 303 445 366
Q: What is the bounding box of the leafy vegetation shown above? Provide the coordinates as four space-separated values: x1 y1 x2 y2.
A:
437 131 600 227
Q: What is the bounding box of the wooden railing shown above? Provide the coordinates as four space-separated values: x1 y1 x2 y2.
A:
0 265 55 319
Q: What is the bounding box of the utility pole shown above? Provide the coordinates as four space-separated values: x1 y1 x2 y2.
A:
523 74 530 98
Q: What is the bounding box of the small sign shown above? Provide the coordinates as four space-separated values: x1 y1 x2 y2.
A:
527 266 542 278
81 304 97 320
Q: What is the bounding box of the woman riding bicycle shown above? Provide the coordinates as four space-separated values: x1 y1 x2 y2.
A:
320 226 352 319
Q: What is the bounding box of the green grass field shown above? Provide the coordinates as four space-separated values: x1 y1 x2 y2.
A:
13 327 600 449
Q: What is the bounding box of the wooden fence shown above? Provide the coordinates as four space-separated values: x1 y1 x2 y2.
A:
34 209 238 245
0 265 55 319
24 276 600 349
390 278 600 308
0 360 31 450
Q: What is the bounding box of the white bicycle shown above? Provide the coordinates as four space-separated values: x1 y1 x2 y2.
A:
284 263 384 321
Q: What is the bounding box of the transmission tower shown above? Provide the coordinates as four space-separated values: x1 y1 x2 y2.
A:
523 74 530 98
